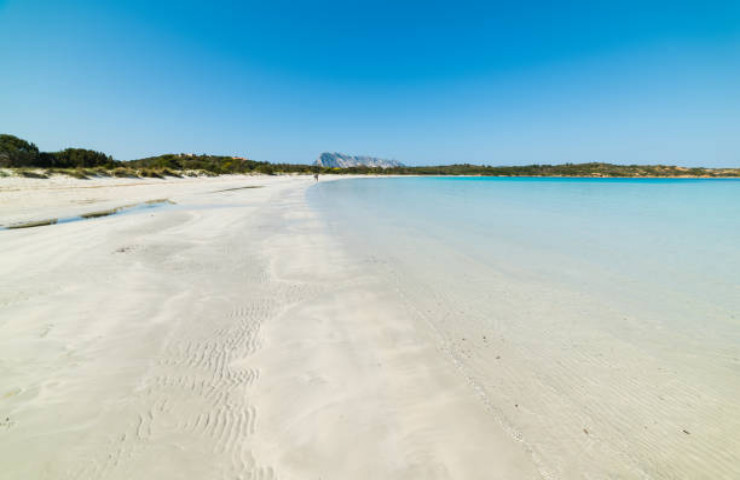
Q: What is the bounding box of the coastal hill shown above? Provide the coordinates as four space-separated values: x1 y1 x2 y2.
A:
1 134 738 178
315 152 404 169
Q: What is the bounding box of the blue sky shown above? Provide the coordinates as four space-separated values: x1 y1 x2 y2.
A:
1 0 738 166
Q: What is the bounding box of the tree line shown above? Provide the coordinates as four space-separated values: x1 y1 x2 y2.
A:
0 134 115 168
0 134 314 174
2 133 737 177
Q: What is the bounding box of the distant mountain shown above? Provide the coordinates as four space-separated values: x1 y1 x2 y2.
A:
315 152 404 169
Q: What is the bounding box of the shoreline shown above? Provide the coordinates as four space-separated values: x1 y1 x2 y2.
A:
309 175 740 478
2 172 737 226
3 167 739 184
0 175 540 479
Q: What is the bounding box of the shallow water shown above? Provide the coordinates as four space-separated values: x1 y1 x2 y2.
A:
0 200 174 230
309 177 740 478
0 199 254 231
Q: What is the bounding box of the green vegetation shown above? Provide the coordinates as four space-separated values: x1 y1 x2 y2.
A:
1 133 738 178
0 134 40 167
0 134 114 169
379 162 740 177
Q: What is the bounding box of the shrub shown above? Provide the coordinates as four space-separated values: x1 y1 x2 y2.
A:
18 169 48 179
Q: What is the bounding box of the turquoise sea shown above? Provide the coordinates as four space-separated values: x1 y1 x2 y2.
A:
309 177 740 478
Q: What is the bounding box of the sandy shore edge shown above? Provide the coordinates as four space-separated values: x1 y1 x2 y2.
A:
0 175 539 479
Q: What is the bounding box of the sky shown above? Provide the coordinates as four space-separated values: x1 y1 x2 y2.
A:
0 0 738 166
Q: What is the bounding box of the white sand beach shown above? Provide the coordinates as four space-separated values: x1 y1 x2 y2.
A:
0 175 541 479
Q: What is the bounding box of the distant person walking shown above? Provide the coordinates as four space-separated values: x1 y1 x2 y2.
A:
314 172 319 182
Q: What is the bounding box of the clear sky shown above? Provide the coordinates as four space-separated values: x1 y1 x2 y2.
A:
1 0 738 166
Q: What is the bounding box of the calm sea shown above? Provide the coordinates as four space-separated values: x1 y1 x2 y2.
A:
309 177 740 478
